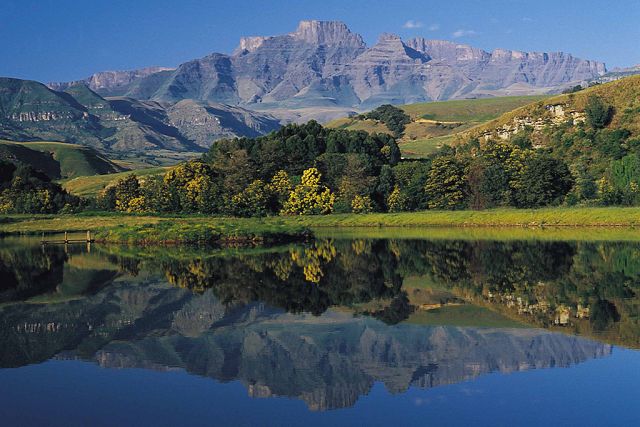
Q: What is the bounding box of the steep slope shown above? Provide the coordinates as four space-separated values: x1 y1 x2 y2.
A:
166 100 281 147
0 77 104 148
48 66 176 96
50 21 606 112
407 38 606 96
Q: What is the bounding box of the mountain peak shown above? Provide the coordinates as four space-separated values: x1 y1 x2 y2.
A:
291 20 365 47
377 33 402 43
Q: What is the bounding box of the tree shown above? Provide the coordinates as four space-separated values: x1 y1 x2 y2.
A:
351 195 373 213
282 168 335 215
267 170 293 212
512 154 574 208
424 156 468 210
585 96 612 129
230 179 271 217
363 104 411 137
114 174 144 212
387 185 409 212
163 161 219 213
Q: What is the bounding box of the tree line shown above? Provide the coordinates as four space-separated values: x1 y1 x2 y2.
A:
2 95 639 215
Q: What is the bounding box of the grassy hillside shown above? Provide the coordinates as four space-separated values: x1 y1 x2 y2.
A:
326 95 549 158
0 140 124 179
469 75 640 139
62 166 169 196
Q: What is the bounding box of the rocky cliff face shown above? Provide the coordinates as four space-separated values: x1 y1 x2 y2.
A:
49 66 175 96
49 21 606 113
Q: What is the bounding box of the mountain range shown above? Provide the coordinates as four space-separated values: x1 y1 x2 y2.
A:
50 20 607 111
0 20 614 154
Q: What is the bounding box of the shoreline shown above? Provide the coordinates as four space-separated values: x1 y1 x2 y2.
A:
2 207 640 244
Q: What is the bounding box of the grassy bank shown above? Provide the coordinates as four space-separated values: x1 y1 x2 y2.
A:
0 214 310 246
3 207 640 243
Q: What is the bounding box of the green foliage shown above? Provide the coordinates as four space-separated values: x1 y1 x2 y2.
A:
351 195 374 214
386 186 409 213
585 96 613 129
362 104 411 137
512 154 574 208
230 179 271 217
424 157 467 210
0 160 81 214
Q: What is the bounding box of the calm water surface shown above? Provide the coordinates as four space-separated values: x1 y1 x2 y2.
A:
1 234 639 426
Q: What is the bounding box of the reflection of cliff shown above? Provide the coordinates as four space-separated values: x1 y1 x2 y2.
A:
0 277 611 411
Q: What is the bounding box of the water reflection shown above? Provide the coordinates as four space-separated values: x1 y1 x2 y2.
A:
0 236 638 410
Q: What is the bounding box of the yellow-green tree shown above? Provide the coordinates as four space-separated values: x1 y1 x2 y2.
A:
387 185 408 212
163 161 218 213
114 174 146 213
230 179 270 217
267 170 293 212
351 194 373 213
281 168 335 215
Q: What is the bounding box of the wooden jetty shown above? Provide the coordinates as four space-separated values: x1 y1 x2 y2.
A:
41 231 95 245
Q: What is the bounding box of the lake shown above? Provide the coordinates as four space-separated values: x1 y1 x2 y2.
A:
1 233 639 426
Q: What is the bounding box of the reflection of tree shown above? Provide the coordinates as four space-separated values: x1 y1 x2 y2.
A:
401 239 638 346
290 239 336 283
151 239 403 316
0 245 66 302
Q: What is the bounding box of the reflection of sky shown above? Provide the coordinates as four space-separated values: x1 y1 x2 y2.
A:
1 348 639 426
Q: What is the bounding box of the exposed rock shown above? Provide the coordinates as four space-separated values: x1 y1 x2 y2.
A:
48 21 606 116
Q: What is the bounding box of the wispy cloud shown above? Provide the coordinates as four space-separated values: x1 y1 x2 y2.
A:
522 17 534 22
428 23 440 31
452 29 478 38
403 20 423 29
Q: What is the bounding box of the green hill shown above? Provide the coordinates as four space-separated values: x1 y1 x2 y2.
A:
0 140 124 179
62 166 169 196
326 95 549 158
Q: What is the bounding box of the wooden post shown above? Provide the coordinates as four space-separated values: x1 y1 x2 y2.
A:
64 231 68 244
86 230 91 242
41 232 45 245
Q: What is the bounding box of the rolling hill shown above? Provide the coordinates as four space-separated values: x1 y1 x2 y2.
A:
0 140 124 179
327 95 549 157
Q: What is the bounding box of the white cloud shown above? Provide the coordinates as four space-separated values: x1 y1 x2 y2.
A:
522 17 534 22
428 23 440 31
403 20 423 29
452 29 478 38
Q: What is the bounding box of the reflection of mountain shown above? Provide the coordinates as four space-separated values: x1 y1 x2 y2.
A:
0 277 611 411
87 312 610 411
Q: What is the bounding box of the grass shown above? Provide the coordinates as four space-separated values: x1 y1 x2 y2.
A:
62 166 170 196
0 214 310 245
400 95 550 122
0 140 123 179
5 207 640 244
398 134 456 158
326 96 550 158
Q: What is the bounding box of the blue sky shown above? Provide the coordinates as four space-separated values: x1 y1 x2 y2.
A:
1 0 639 83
